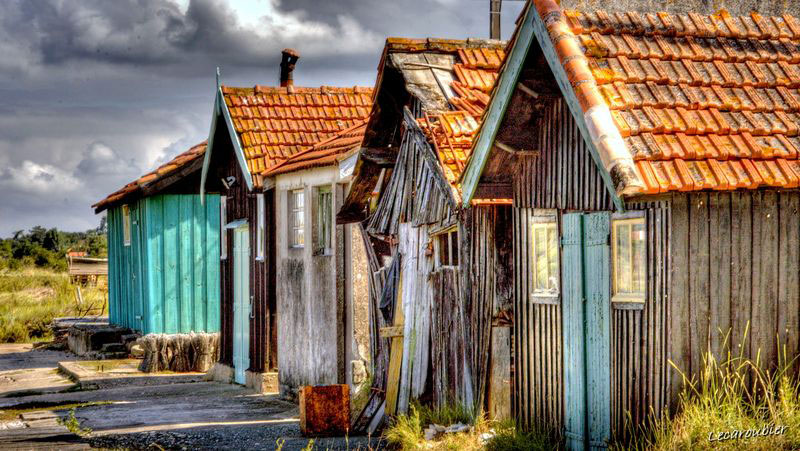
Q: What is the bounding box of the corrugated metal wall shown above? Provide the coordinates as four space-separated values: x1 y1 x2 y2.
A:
106 194 221 335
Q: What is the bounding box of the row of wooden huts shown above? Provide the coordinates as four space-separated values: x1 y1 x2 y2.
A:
95 0 800 447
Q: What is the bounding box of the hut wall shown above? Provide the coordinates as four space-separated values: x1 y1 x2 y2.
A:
106 194 221 335
668 190 800 404
513 97 614 211
275 167 365 396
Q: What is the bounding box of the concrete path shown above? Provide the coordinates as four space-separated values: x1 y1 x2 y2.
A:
0 344 76 397
0 344 383 450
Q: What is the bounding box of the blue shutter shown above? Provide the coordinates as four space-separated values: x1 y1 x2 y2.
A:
561 213 586 449
583 212 612 450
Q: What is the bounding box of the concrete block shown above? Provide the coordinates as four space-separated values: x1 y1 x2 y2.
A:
67 324 133 356
299 384 350 437
246 370 279 394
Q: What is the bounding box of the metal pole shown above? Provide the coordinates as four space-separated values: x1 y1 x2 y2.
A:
490 0 502 40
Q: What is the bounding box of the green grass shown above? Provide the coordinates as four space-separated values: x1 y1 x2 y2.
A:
383 403 560 450
0 268 107 343
612 329 800 450
58 407 93 435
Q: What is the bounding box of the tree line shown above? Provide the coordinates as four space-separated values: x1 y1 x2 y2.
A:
0 217 107 271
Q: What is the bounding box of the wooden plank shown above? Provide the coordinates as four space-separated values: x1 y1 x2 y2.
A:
757 191 779 368
561 213 586 448
163 195 181 334
778 193 800 370
668 194 690 406
179 195 194 333
206 195 222 332
379 326 404 338
688 193 710 373
145 198 165 334
730 192 752 361
385 262 405 416
708 193 731 358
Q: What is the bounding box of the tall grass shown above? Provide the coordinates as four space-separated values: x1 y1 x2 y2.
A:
384 402 559 450
0 268 107 342
613 329 800 450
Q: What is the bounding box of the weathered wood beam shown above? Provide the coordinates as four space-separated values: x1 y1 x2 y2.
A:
379 326 404 338
516 82 539 99
141 157 205 196
474 183 512 200
361 147 398 167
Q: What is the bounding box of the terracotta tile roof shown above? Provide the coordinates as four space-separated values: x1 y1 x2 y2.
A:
536 0 800 194
221 85 373 183
413 45 505 186
264 120 367 177
93 142 206 213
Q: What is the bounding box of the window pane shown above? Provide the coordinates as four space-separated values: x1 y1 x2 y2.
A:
450 231 459 266
616 223 631 293
438 234 449 266
546 225 558 292
531 220 558 295
632 222 646 294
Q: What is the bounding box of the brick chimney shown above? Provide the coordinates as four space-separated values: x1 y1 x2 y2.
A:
280 48 300 88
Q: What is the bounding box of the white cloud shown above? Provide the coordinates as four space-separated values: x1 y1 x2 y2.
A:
0 160 82 194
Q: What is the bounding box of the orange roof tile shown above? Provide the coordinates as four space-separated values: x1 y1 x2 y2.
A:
264 120 367 177
413 44 505 187
221 85 372 185
534 0 800 194
93 142 206 212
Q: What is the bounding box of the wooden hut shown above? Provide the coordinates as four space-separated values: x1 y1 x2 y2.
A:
199 49 373 394
93 142 221 335
461 0 800 446
338 38 515 424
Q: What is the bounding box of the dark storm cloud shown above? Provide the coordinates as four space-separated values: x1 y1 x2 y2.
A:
0 0 524 237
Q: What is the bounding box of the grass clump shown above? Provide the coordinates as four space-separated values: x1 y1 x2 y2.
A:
58 407 93 436
384 403 559 450
613 330 800 450
0 268 107 343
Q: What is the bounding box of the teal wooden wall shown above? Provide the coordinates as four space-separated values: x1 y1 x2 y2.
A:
106 194 221 334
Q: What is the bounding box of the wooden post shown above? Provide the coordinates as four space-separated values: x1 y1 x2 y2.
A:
385 271 405 416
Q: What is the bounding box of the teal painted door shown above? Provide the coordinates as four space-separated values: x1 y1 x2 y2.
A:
562 212 611 450
233 225 250 385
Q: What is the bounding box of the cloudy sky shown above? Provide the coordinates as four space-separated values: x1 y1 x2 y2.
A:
0 0 523 237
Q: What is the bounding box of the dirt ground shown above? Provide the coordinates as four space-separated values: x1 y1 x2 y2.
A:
0 344 383 450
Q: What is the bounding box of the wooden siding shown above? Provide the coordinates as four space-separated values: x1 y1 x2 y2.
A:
106 194 221 335
611 201 670 432
513 207 562 431
668 191 800 404
513 98 613 211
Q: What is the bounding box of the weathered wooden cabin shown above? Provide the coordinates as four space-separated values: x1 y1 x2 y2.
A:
461 0 800 446
94 142 221 335
199 49 373 394
262 121 371 396
338 38 515 424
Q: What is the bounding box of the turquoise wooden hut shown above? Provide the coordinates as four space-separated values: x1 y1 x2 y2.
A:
94 142 222 335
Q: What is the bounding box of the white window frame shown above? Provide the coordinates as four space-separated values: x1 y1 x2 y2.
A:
611 214 647 304
255 193 265 261
314 186 333 255
529 212 559 301
433 228 459 269
220 196 227 260
289 189 305 248
122 204 131 247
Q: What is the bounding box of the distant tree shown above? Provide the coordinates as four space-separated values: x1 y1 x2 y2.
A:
43 228 60 252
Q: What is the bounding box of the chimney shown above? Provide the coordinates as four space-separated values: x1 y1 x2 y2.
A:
280 48 300 88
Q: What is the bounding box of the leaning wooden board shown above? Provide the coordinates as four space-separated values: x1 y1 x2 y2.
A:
385 271 405 416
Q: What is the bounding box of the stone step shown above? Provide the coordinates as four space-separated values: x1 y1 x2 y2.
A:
100 343 127 353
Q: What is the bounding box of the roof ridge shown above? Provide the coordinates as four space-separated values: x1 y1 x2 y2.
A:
221 85 372 95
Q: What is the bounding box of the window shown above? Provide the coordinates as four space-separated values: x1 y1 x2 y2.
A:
122 205 131 246
220 196 227 260
612 216 646 303
289 189 305 247
530 215 558 298
256 193 265 261
314 186 333 255
434 229 459 268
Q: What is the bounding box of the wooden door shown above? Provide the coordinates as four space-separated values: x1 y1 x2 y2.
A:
561 212 611 450
233 225 251 385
